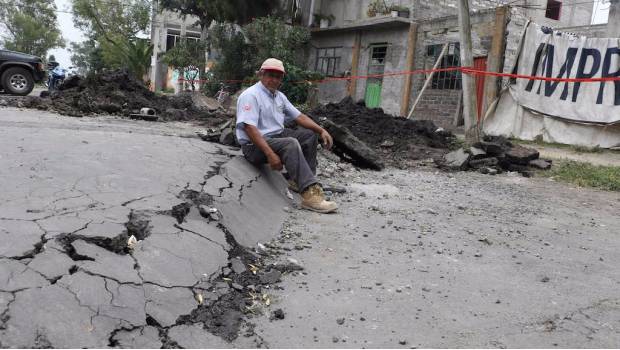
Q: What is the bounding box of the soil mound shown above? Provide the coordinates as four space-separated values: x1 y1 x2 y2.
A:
2 70 227 125
310 97 455 168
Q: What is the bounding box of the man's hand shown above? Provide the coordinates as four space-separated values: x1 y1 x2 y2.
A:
320 129 334 150
267 152 283 171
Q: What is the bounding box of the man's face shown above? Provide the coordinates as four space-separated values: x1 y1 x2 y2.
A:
260 70 284 92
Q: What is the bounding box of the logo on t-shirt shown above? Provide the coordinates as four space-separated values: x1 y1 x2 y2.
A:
243 104 252 111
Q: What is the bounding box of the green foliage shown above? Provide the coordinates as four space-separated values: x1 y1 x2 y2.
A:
543 161 620 192
70 0 152 78
70 39 105 75
207 16 320 104
0 0 64 57
158 0 282 34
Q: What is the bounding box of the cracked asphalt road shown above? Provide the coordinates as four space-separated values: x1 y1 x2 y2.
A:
0 108 289 348
236 154 620 348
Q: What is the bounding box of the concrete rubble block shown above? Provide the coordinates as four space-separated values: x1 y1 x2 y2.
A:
177 209 229 248
230 257 246 274
77 206 132 223
474 141 506 157
469 157 499 169
27 248 75 280
144 284 196 327
1 285 116 348
122 193 184 212
168 323 231 349
0 220 44 258
0 259 49 291
72 240 142 284
217 159 289 248
321 119 385 170
469 146 487 159
133 232 228 287
443 148 471 170
505 145 540 165
529 158 552 170
219 128 238 147
148 214 183 235
111 326 163 349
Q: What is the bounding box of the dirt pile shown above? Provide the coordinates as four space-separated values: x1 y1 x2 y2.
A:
1 70 229 125
440 135 552 176
309 97 455 168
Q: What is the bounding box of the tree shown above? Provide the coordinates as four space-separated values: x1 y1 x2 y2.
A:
157 0 282 40
161 39 206 91
0 0 64 57
69 39 105 75
70 0 152 78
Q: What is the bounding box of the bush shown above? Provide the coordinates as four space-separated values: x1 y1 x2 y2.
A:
207 16 323 104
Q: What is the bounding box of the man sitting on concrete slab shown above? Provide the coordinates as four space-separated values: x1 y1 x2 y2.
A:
236 58 338 214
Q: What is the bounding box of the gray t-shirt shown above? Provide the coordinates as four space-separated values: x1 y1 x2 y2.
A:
235 82 302 144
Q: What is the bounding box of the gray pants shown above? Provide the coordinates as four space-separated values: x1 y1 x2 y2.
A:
241 128 318 192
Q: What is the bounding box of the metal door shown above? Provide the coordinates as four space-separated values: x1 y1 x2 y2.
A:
365 44 388 108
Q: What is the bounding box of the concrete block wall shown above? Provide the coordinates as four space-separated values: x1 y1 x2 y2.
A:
408 9 496 127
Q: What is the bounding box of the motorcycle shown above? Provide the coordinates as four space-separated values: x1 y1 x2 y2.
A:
47 63 67 91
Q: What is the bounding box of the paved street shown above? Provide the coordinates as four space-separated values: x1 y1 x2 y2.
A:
235 153 620 348
0 108 289 348
1 108 619 348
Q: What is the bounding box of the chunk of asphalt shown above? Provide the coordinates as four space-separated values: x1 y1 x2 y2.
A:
259 270 282 284
111 326 162 349
230 257 247 274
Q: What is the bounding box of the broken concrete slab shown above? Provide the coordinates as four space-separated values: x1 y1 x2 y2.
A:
0 220 44 258
505 145 540 165
443 148 471 170
469 147 487 159
57 272 146 327
469 157 499 169
168 323 231 348
72 240 141 284
530 159 552 170
144 284 196 327
133 232 228 287
0 259 49 291
230 258 246 274
111 326 163 348
36 215 91 238
217 158 290 248
74 221 127 240
474 141 506 157
1 285 116 348
203 175 233 197
321 119 384 170
27 248 75 280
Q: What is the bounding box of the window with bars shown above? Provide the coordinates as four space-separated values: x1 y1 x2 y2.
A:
427 43 462 90
315 47 342 77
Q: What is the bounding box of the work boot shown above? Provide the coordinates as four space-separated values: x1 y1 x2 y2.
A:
287 179 300 193
301 184 338 214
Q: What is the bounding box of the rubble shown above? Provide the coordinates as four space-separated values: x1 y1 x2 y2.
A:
0 70 228 126
438 136 552 176
310 97 455 168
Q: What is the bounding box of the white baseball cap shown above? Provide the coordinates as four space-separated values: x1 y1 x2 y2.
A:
260 58 286 74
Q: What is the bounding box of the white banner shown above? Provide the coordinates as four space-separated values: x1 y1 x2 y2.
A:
510 24 620 125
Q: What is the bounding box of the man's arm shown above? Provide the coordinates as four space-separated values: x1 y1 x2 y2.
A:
294 114 334 150
244 124 283 171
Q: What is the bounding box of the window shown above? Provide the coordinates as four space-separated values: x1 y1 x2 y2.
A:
545 0 562 20
166 30 201 52
427 43 462 90
315 47 342 77
368 44 388 75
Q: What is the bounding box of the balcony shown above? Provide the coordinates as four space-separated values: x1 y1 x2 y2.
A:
310 15 411 34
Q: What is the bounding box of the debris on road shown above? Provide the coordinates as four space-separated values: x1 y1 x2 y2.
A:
438 136 552 176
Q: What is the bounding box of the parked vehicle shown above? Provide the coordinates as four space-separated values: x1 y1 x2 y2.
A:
0 49 46 95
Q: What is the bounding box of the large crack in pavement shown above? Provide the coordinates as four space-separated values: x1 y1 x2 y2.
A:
0 139 294 347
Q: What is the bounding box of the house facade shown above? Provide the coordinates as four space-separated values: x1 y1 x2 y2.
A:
301 0 596 129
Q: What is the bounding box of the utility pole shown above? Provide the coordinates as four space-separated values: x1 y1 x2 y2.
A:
457 0 479 142
608 0 620 37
